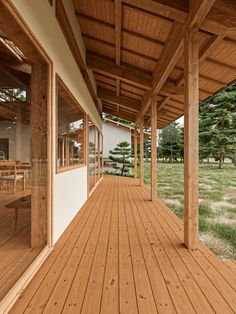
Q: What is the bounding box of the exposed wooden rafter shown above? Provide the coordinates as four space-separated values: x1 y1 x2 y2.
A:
139 0 216 117
56 0 101 114
97 87 141 112
115 0 122 97
176 34 226 87
122 0 236 36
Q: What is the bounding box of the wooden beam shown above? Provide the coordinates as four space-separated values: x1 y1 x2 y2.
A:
98 87 141 112
87 40 224 96
123 0 234 36
139 116 144 186
56 0 101 114
158 96 170 111
115 0 121 98
134 126 138 179
87 53 152 90
87 53 185 95
139 0 216 117
176 34 225 88
151 96 157 200
115 0 121 65
184 27 199 250
77 12 165 48
103 105 136 123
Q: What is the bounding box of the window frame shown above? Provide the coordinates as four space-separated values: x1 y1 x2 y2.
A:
56 74 86 174
88 117 103 192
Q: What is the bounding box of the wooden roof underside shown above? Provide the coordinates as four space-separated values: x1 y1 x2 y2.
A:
71 0 236 128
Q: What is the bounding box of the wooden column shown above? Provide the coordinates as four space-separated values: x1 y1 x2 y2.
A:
184 27 199 249
98 131 101 181
134 126 138 180
31 62 48 248
151 96 157 200
139 116 144 186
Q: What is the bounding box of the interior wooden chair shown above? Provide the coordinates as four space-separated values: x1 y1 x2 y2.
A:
0 161 25 194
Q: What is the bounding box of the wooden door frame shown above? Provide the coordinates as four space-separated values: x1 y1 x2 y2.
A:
0 1 53 311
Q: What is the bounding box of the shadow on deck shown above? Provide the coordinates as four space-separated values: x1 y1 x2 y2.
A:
10 175 236 313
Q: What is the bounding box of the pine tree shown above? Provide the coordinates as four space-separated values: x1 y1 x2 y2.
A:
199 87 236 168
158 122 181 162
109 141 133 176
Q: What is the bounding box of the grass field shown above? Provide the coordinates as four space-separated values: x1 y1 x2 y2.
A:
144 162 236 260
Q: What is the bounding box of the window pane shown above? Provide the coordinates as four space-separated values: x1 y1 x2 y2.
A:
57 79 85 169
89 121 95 190
95 128 99 181
100 133 103 176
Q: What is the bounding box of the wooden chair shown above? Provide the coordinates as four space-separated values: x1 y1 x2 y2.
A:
0 161 25 194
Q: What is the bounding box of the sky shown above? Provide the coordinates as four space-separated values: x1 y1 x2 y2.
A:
176 116 184 126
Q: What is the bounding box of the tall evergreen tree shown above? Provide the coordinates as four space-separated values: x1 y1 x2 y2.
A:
158 122 181 162
199 87 236 168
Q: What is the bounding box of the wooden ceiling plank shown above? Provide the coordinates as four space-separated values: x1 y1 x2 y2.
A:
115 0 122 97
87 53 152 89
85 34 232 89
103 105 136 123
56 0 101 113
77 12 165 48
122 0 236 36
140 0 216 116
176 33 225 87
98 87 141 112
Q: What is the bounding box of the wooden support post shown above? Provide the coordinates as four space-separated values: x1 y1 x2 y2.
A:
31 62 48 248
139 116 144 186
134 126 138 180
184 27 199 249
151 96 157 200
98 131 101 181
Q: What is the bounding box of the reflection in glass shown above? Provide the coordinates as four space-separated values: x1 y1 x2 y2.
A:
57 80 85 169
89 121 95 191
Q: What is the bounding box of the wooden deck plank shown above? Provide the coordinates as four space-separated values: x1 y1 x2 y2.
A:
138 185 236 312
134 181 233 313
126 180 196 314
223 260 236 275
10 180 108 313
9 176 236 314
118 178 139 314
57 176 112 313
151 197 236 298
100 177 119 314
124 181 177 313
122 179 158 313
25 177 110 313
153 194 236 291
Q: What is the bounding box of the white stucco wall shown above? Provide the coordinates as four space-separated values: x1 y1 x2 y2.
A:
103 122 131 158
11 0 102 244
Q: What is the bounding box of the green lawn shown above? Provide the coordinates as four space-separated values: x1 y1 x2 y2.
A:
144 162 236 260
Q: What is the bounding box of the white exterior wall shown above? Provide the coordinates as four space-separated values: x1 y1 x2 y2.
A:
103 122 131 158
11 0 102 244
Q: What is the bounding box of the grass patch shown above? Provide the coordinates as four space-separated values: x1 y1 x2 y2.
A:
211 223 236 249
199 202 212 216
143 161 236 259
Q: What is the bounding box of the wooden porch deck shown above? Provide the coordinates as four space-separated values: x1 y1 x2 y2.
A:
10 175 236 313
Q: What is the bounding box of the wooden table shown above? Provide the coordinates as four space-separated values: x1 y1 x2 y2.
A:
5 195 31 231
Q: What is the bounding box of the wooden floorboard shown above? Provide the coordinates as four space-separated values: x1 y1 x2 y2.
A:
0 189 42 301
10 176 236 313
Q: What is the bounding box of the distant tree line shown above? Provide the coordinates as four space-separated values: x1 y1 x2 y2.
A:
105 82 236 169
158 83 236 168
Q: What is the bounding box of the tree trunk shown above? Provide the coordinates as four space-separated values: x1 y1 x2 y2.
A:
219 153 224 169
